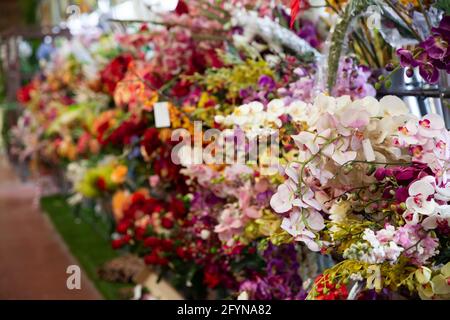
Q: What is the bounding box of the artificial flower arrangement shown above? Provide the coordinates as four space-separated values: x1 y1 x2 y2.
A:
253 93 449 299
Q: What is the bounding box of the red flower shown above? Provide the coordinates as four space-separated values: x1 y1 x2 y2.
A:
76 131 91 154
290 0 310 29
204 269 221 288
111 234 131 249
96 120 111 144
161 217 174 229
122 234 132 243
143 72 165 90
17 82 35 104
169 197 186 219
141 127 161 156
171 80 191 98
176 247 191 260
117 220 131 234
96 177 107 191
134 226 146 240
144 252 160 265
60 95 75 106
144 236 160 248
131 192 146 205
100 54 133 94
142 198 160 214
313 274 348 300
175 0 189 15
160 239 173 251
144 251 168 266
111 238 124 249
101 117 147 146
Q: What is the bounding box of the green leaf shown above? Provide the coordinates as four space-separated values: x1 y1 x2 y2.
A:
435 0 450 15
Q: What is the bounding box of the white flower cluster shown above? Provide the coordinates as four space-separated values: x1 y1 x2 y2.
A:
404 176 450 229
361 226 404 264
214 99 307 136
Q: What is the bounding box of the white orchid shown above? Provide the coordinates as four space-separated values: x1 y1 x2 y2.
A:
266 99 285 117
417 114 446 138
396 119 420 146
281 209 324 251
405 177 438 217
422 205 450 230
270 180 297 213
287 100 309 122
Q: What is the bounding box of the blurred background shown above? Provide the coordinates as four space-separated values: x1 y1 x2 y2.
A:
0 0 179 300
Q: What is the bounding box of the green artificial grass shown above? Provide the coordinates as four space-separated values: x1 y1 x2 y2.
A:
41 195 133 300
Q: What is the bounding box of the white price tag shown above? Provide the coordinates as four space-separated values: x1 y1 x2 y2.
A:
154 102 171 128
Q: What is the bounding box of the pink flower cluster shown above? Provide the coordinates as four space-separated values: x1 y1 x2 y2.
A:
182 164 273 246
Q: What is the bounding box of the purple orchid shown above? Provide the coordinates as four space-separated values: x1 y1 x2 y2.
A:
395 15 450 84
396 48 419 68
238 243 306 300
258 75 276 93
419 61 440 83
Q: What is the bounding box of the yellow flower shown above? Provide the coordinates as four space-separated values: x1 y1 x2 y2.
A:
415 267 432 284
400 0 419 6
111 165 128 184
329 200 351 235
198 92 216 109
430 263 450 297
255 211 282 237
412 263 450 300
57 137 77 160
326 0 347 13
366 265 382 291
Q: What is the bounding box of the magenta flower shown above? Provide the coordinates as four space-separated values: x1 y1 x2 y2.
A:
421 36 448 60
258 75 276 91
419 61 440 83
396 48 418 68
394 16 450 84
431 15 450 42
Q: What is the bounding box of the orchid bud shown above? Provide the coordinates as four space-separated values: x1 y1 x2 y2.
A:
343 164 353 174
369 184 378 192
366 164 376 176
385 79 392 88
406 68 414 77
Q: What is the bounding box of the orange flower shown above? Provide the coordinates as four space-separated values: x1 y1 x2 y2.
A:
111 165 128 184
91 110 117 135
57 138 77 160
112 190 130 222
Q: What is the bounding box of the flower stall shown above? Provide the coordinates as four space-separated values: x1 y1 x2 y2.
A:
5 0 450 300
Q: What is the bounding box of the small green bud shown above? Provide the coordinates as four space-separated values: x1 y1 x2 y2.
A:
385 80 392 88
343 164 353 174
